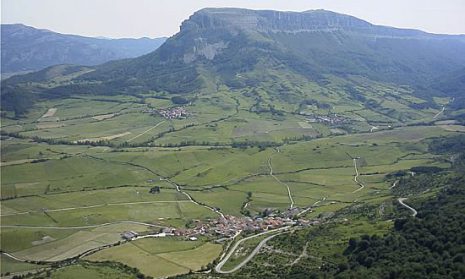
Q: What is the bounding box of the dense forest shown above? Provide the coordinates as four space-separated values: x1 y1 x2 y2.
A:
335 174 465 279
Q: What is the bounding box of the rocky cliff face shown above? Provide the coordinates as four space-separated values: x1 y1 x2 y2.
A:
181 8 373 32
182 8 465 39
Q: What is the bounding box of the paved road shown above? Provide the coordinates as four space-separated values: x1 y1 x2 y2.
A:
215 226 290 274
398 198 417 217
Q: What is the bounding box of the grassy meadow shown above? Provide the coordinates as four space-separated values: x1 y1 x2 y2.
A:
85 238 222 278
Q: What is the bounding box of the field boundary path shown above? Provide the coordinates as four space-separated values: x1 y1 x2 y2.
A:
215 226 290 274
161 178 225 218
433 106 445 119
127 120 166 142
1 251 27 262
297 197 326 217
351 158 365 193
1 200 190 217
1 220 164 230
268 153 295 208
398 198 417 217
289 242 308 266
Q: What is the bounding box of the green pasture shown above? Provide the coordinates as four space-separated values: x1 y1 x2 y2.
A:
0 255 45 275
48 263 135 279
1 200 215 227
187 188 247 216
6 223 152 262
86 238 222 278
1 118 463 275
1 156 157 198
2 187 184 214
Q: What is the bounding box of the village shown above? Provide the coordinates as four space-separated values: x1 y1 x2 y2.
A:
305 113 349 125
143 106 189 119
121 208 321 242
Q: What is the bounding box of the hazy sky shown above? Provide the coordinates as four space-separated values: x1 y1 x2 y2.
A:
2 0 465 38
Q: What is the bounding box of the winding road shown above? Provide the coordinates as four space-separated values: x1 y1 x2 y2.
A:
352 158 365 193
215 226 290 274
398 198 417 217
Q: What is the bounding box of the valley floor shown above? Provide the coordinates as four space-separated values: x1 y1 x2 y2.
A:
1 91 464 278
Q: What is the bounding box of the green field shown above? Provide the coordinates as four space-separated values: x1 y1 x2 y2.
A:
1 74 450 148
0 255 46 276
47 262 136 279
86 238 222 278
1 92 463 278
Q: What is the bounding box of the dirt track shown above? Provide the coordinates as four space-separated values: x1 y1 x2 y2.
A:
398 198 417 217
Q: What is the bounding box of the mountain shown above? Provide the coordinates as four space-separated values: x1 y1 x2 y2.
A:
2 8 465 117
1 24 167 75
72 8 465 93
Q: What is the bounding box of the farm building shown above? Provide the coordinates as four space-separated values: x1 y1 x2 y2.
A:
121 231 138 240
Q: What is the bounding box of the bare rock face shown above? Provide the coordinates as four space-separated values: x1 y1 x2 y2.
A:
183 39 228 63
255 10 372 33
181 8 455 38
180 8 259 32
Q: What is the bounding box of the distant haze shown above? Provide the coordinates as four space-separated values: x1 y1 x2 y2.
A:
2 0 465 38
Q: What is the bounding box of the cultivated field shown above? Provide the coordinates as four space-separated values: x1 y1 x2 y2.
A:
1 88 463 278
86 238 222 278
